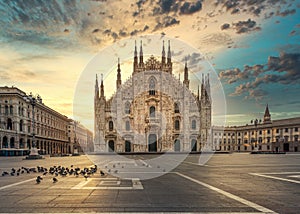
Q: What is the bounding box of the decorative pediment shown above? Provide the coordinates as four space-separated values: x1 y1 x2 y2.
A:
145 55 161 70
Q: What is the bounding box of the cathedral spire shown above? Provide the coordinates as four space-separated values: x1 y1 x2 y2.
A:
183 59 189 88
201 73 205 98
133 40 138 73
95 74 99 99
134 40 137 58
167 40 171 64
197 85 200 100
162 40 166 64
100 73 104 98
116 58 122 89
206 73 211 99
263 104 271 123
139 40 143 64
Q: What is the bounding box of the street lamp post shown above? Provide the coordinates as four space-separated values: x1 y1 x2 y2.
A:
24 93 43 159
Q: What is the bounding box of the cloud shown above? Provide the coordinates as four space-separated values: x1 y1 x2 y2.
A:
153 16 180 31
233 19 261 34
220 51 300 99
220 23 230 30
276 9 296 17
179 1 203 15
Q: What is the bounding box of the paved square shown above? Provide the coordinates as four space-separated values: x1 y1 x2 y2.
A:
0 154 299 213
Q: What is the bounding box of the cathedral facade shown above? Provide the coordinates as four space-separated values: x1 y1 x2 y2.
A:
94 41 211 153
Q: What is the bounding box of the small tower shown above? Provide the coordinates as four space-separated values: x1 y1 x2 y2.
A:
183 60 189 89
133 40 138 73
116 58 122 90
263 104 271 124
100 74 104 98
200 73 212 148
167 40 171 64
161 41 166 65
139 41 143 65
95 74 99 99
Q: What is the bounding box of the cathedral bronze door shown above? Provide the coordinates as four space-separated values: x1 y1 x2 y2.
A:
108 140 115 152
191 139 197 152
148 134 157 152
174 139 180 152
125 141 131 152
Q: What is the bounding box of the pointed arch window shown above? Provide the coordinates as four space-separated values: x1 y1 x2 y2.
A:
125 121 130 131
150 106 155 118
149 77 156 95
125 102 131 114
108 121 114 131
192 120 196 130
175 120 180 130
174 102 180 113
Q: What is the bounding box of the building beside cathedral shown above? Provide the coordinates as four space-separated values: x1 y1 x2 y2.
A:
94 41 212 153
211 105 300 152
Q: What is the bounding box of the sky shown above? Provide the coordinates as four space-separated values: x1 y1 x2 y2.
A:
0 0 299 131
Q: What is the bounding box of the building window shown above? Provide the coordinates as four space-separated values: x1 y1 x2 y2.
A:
149 77 156 95
5 105 8 114
19 120 23 132
267 145 270 150
150 106 155 118
175 120 180 130
295 127 298 132
7 118 12 130
285 128 288 133
295 135 298 142
174 103 180 113
125 121 130 131
125 102 131 114
10 105 13 114
109 121 114 131
191 120 196 129
276 129 279 133
267 129 270 134
259 130 262 135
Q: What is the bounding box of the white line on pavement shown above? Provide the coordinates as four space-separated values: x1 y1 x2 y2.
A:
0 178 36 190
175 172 276 214
250 173 300 184
258 172 300 175
139 159 152 168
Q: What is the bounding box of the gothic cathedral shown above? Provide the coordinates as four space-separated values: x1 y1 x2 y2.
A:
94 41 211 153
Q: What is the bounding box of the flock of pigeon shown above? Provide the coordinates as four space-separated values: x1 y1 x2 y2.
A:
1 164 106 184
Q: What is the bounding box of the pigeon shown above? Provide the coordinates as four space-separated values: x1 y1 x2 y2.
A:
53 177 58 183
43 172 48 176
36 176 43 184
100 171 105 176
